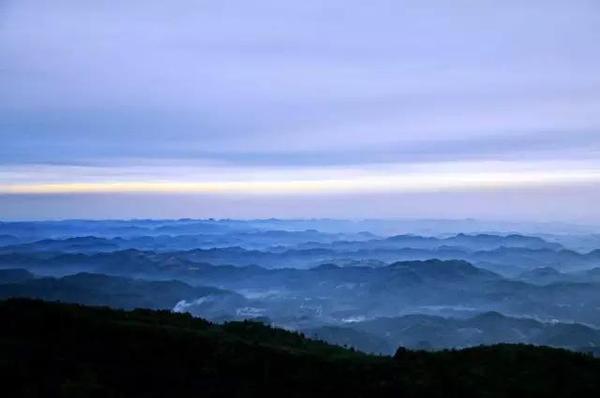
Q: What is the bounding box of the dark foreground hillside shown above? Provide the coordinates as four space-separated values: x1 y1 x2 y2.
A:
2 299 600 398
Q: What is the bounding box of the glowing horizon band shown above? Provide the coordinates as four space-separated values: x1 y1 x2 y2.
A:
1 170 600 195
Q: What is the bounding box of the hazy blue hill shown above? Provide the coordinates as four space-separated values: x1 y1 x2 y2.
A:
0 236 121 253
3 250 600 326
582 267 600 281
539 323 600 347
387 259 501 282
154 221 236 234
518 267 566 284
0 230 566 255
0 234 20 246
0 268 34 283
2 226 600 330
297 232 562 253
0 231 591 278
331 311 600 354
514 267 600 285
448 233 562 250
0 272 234 310
471 247 594 272
310 262 342 271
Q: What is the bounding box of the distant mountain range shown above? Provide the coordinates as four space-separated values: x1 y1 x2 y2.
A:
306 311 600 355
2 219 600 355
3 263 600 351
0 268 236 310
3 233 599 276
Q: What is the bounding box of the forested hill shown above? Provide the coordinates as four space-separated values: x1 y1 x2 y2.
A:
2 299 600 397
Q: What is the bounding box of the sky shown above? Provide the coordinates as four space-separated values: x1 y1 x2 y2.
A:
1 0 600 221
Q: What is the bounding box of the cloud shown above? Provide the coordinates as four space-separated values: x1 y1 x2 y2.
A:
1 0 600 219
2 185 600 223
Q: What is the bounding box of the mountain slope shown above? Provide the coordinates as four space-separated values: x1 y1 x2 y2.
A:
2 299 600 398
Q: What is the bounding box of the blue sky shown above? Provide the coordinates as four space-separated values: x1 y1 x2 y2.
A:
1 0 599 221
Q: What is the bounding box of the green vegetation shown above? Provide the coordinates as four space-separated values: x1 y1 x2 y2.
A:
2 299 600 397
